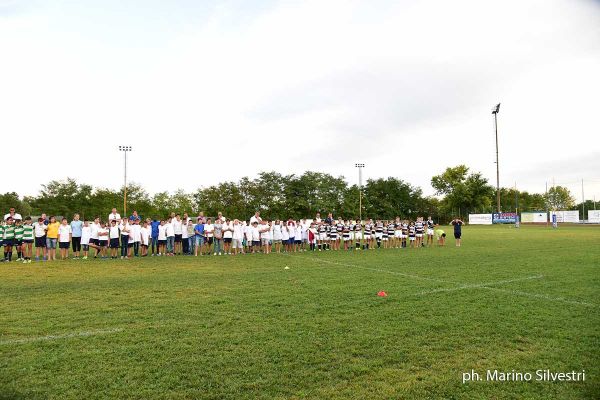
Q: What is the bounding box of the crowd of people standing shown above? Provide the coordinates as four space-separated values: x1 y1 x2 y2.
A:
1 207 464 263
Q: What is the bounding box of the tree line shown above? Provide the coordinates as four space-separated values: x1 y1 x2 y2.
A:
0 166 583 221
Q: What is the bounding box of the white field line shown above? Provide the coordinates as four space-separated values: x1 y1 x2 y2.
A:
0 328 123 345
287 254 597 308
416 275 544 295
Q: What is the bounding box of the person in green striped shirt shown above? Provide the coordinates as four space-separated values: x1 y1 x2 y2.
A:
22 217 34 263
3 217 16 262
14 219 24 261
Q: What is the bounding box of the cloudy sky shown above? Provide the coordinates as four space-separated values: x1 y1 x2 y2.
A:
2 0 599 201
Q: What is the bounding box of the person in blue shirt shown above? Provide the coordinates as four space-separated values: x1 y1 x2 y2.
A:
129 210 141 222
70 213 84 258
194 218 205 256
450 218 464 247
150 218 161 256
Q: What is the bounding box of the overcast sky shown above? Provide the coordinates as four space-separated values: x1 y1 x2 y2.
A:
2 0 599 201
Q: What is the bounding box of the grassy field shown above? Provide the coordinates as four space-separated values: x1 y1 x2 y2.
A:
1 225 598 399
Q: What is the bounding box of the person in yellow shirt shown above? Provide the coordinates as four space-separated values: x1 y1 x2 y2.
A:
46 216 60 261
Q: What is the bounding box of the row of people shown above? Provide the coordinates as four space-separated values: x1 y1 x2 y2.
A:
1 212 461 262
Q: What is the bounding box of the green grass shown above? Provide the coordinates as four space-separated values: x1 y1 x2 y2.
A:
1 225 599 399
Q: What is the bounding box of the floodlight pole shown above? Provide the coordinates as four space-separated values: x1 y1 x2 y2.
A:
492 103 501 213
355 163 365 222
119 146 132 216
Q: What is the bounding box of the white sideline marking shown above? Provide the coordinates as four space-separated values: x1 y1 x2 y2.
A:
416 275 544 296
289 254 596 308
0 328 123 345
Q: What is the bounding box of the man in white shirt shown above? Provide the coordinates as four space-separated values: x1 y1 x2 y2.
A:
4 207 22 221
108 208 121 223
249 211 262 225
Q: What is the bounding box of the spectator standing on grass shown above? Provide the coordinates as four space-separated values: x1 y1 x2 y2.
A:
165 217 175 256
213 218 224 256
249 211 262 225
194 218 205 256
4 207 22 221
129 210 141 222
70 214 83 259
186 220 195 255
108 208 121 223
58 218 72 260
181 219 189 254
46 216 60 261
450 218 464 247
173 214 183 255
150 218 160 256
204 218 214 255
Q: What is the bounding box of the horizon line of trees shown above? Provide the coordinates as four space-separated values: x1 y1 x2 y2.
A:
0 166 590 221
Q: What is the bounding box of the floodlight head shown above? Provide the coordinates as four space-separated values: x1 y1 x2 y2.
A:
492 103 500 114
355 163 365 168
119 145 132 151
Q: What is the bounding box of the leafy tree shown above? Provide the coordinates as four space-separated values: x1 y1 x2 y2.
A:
431 165 494 215
363 177 422 219
545 186 575 210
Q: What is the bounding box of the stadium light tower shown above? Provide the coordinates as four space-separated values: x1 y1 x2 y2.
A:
355 163 365 221
119 145 132 216
492 103 501 213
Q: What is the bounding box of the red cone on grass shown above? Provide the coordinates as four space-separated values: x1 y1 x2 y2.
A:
377 291 387 297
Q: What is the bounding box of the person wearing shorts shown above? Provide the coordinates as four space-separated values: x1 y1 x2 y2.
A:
46 216 60 261
33 217 47 261
81 221 92 259
14 218 24 261
21 217 34 263
97 222 109 258
58 218 72 260
408 222 416 248
231 219 244 255
70 214 83 258
451 218 464 247
2 217 15 262
426 216 435 247
157 220 167 256
109 219 120 259
435 228 446 246
194 219 205 256
204 218 214 255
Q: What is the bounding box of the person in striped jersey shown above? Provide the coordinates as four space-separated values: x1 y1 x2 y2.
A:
14 219 24 261
3 217 15 262
22 217 34 263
